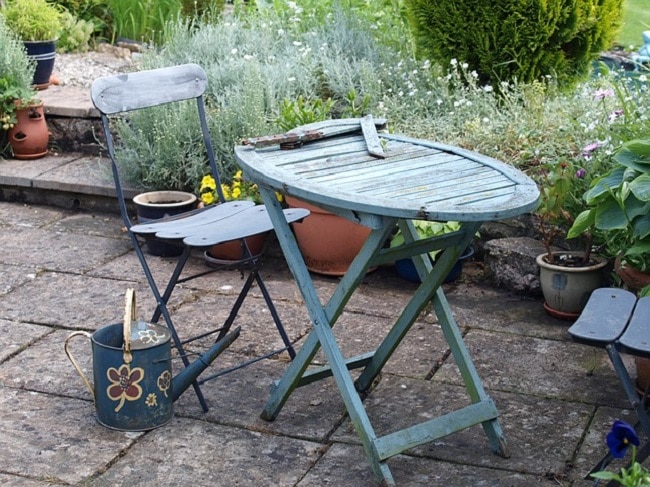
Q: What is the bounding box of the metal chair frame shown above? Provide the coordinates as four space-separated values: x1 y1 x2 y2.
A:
91 63 308 411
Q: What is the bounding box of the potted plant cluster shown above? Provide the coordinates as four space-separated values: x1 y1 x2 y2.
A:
568 139 650 296
0 15 48 160
1 0 63 89
534 159 608 319
390 220 475 284
568 139 650 392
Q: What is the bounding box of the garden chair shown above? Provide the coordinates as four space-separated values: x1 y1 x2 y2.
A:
568 288 650 485
90 63 309 411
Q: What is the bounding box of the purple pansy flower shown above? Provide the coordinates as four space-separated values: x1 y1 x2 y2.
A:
606 420 639 459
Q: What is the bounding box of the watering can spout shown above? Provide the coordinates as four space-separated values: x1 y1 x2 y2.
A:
172 326 241 402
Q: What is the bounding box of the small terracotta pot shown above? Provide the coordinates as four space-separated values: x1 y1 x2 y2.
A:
615 257 650 293
635 356 650 395
8 101 49 160
285 196 372 276
207 232 268 261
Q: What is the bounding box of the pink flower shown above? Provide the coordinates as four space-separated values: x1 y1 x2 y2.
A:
582 142 601 160
608 109 624 123
594 88 614 100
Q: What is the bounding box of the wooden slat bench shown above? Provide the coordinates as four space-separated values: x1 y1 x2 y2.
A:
568 287 650 485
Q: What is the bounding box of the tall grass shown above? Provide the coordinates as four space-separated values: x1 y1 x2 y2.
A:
107 0 182 45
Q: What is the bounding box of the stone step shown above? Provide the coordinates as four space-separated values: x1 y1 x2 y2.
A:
39 84 103 154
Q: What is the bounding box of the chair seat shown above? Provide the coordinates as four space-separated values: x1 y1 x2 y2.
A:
131 201 309 248
130 200 255 235
568 288 637 345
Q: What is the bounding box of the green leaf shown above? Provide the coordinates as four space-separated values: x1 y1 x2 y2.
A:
590 471 619 480
630 174 650 202
585 166 625 203
633 215 650 240
594 198 630 230
567 209 594 238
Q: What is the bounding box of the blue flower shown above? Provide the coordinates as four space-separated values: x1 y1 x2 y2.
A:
606 420 640 459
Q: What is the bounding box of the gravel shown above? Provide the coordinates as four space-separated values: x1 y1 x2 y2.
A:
53 46 140 88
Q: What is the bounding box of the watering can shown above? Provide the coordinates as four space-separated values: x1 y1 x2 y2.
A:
65 288 240 431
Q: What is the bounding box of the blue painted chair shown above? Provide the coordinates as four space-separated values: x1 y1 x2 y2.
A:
568 288 650 485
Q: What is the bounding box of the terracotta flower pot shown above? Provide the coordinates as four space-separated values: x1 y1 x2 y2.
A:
8 101 49 160
285 196 372 276
205 232 269 263
615 256 650 293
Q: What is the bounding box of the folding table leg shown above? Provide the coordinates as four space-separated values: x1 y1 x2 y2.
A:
432 287 510 458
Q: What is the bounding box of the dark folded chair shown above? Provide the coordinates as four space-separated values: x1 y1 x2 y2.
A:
568 287 650 485
90 63 309 411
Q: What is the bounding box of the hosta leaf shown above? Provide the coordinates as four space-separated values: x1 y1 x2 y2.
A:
633 214 650 240
585 166 625 203
594 198 629 230
630 174 650 202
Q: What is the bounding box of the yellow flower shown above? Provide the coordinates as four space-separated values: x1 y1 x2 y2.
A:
232 187 242 199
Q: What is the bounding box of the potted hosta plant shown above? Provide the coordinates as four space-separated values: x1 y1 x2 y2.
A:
1 0 63 89
569 139 650 392
535 159 607 319
568 139 650 296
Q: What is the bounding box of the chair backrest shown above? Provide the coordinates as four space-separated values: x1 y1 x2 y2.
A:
90 63 223 228
91 63 208 114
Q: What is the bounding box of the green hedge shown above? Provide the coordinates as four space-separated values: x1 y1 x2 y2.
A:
406 0 624 89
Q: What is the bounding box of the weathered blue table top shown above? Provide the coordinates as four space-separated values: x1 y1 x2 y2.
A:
235 118 540 222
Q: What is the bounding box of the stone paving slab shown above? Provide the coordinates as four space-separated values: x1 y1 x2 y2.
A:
0 319 52 363
330 377 595 479
0 263 37 295
297 443 557 486
435 328 630 407
1 225 131 272
87 416 322 487
0 388 142 485
0 154 79 189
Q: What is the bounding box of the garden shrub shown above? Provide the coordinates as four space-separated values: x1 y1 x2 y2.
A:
406 0 624 89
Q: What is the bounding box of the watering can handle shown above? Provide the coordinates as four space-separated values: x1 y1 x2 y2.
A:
123 288 136 365
64 331 95 402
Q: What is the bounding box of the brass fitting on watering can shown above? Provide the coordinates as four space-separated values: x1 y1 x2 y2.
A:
64 288 239 431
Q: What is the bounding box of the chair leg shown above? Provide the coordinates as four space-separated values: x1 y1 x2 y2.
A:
131 239 209 412
254 271 296 359
212 268 295 359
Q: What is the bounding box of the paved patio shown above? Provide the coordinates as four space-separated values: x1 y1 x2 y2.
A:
0 155 643 485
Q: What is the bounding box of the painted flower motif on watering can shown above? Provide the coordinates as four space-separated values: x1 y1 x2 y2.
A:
145 393 158 407
157 370 172 398
106 364 145 412
136 328 166 345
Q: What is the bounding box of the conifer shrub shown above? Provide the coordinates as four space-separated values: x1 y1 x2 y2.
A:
406 0 624 89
